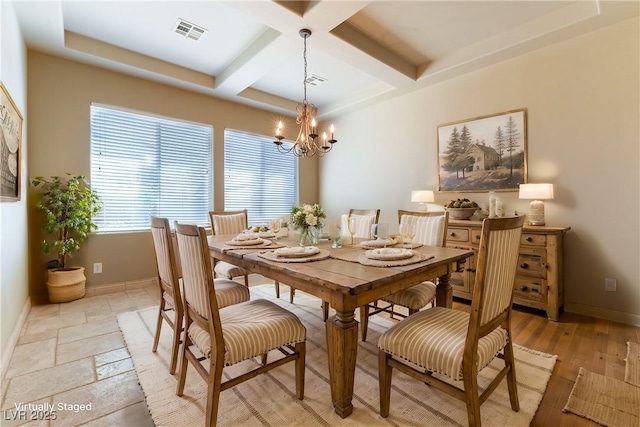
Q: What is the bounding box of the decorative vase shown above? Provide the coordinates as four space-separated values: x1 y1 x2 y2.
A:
46 267 86 303
298 226 319 246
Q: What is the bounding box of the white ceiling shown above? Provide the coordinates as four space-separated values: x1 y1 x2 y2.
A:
12 1 639 118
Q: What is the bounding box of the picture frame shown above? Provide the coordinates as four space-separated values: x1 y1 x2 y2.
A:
1 81 23 202
437 108 527 192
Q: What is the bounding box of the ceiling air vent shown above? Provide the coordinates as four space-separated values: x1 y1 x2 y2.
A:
173 19 207 41
305 74 328 87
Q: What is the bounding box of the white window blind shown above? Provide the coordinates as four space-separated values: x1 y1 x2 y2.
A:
90 105 213 231
224 129 298 225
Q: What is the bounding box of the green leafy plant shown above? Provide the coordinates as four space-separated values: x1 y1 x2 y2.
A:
31 174 102 268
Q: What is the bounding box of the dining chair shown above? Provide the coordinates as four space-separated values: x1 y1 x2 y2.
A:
359 210 448 341
150 216 251 374
174 222 306 426
208 210 251 287
149 216 184 375
291 208 381 321
377 215 525 427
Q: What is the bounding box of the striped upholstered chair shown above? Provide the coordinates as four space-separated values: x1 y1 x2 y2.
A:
150 216 250 375
174 222 306 426
378 216 524 427
359 210 448 341
208 210 251 286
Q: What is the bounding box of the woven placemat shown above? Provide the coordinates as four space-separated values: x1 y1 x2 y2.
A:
258 249 331 263
358 252 434 267
222 240 284 250
625 341 640 386
563 367 640 426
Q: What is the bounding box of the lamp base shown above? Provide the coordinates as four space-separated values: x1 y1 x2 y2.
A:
527 200 545 226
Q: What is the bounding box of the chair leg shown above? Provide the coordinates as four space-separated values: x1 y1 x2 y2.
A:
176 334 190 396
244 273 249 287
322 301 329 321
275 281 280 298
169 309 183 375
360 305 370 342
206 358 224 427
504 338 520 411
289 288 296 304
379 350 393 418
152 303 164 353
295 342 306 400
462 368 481 427
261 353 268 365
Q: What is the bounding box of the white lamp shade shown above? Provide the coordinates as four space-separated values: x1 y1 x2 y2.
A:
519 183 554 200
411 190 435 203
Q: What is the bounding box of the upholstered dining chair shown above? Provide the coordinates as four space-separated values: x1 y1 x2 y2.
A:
359 210 449 341
208 210 251 286
290 208 381 320
377 215 525 427
150 216 251 375
174 222 307 426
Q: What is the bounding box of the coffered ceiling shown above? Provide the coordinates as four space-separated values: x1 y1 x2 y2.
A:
12 1 639 117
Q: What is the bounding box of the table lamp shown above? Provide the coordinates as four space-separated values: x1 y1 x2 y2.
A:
519 183 554 226
411 190 434 211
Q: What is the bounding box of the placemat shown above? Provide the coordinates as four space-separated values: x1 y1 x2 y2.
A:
395 242 423 249
221 240 285 251
359 238 397 249
358 252 434 267
258 249 331 263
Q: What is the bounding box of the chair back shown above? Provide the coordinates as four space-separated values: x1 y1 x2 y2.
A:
209 209 248 235
398 210 449 247
470 216 525 330
346 208 381 238
150 216 182 310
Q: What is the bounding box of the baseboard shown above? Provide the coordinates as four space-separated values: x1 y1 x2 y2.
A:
565 302 640 327
0 297 31 383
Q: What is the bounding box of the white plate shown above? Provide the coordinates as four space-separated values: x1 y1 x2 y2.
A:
365 248 413 261
274 246 320 258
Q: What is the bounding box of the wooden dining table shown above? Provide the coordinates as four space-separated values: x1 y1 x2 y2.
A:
208 234 473 419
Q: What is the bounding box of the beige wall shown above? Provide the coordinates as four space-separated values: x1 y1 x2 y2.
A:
26 52 318 296
1 1 29 373
321 17 640 325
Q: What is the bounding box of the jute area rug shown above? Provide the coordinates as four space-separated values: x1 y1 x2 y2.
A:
563 342 640 426
117 284 557 426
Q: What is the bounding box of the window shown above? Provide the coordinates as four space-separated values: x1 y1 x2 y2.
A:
90 105 212 232
224 129 298 225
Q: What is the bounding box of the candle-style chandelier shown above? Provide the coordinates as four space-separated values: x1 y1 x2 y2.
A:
274 29 337 157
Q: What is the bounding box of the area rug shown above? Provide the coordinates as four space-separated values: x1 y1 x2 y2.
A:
563 341 640 426
117 284 557 426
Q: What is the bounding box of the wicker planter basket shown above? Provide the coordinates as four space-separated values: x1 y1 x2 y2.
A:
446 208 479 220
47 267 86 303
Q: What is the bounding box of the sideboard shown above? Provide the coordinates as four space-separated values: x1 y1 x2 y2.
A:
446 219 570 321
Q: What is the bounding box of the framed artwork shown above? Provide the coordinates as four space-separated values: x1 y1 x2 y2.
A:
1 82 23 202
437 108 527 192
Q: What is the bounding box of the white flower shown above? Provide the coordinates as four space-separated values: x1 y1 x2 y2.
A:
305 214 317 226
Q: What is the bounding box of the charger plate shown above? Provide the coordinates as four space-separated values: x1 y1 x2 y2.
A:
258 249 330 263
358 252 434 267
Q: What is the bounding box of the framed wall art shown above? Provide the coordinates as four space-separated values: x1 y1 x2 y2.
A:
1 82 23 202
437 108 527 192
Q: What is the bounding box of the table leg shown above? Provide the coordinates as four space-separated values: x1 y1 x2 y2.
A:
326 309 358 418
436 272 453 308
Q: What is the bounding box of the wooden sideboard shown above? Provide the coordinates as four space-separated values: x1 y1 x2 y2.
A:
446 219 570 321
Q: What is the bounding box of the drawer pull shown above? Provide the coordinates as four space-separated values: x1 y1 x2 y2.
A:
475 235 481 240
520 285 528 291
526 237 533 242
449 232 456 237
520 262 529 269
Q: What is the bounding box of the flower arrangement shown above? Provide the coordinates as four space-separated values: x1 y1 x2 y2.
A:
291 203 326 230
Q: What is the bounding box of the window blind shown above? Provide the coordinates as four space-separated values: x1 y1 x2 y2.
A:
224 129 298 225
90 105 213 231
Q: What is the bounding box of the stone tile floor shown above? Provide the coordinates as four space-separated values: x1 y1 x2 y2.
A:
1 284 160 426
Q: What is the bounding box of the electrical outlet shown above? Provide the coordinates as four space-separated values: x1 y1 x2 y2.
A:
93 262 103 274
605 277 616 292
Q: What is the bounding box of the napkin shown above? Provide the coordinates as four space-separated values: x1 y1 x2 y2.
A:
360 238 396 248
233 232 259 241
365 248 413 261
274 246 320 258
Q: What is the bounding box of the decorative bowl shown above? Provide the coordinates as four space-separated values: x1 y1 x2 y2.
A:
446 207 479 220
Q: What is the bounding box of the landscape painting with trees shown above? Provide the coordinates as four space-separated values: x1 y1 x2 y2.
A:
437 109 527 192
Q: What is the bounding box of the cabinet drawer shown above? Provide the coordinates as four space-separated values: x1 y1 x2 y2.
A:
514 277 546 302
471 229 483 244
516 249 547 278
521 233 547 247
447 228 470 243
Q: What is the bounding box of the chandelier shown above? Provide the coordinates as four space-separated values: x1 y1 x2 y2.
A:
274 29 337 157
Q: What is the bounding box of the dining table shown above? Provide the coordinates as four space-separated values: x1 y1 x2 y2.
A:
208 233 473 418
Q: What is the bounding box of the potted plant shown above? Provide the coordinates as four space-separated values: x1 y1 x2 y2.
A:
31 174 102 303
